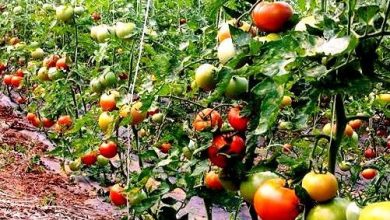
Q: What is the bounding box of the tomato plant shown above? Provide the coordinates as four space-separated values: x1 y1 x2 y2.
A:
0 0 389 219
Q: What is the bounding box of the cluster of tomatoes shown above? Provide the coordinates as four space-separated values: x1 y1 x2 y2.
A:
3 68 24 88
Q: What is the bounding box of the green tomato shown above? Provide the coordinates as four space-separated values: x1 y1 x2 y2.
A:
346 202 360 220
37 67 50 81
31 48 44 59
359 201 390 220
97 155 109 166
151 113 163 123
278 121 292 130
339 161 352 172
218 169 240 191
128 190 147 205
56 5 74 22
115 22 136 39
13 6 23 15
90 78 103 93
182 147 192 159
239 171 278 202
48 67 63 80
96 25 111 43
194 63 216 91
101 72 117 87
307 198 349 220
225 76 248 99
69 159 81 171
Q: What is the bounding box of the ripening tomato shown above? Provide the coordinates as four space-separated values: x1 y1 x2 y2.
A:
56 57 69 70
228 106 249 132
361 168 377 180
364 148 376 159
251 2 293 33
193 108 223 131
0 63 6 73
282 143 293 153
43 54 60 68
110 184 127 206
281 96 292 107
81 151 97 166
344 124 354 137
10 76 23 87
160 143 171 154
254 178 300 220
58 115 72 127
42 117 55 128
91 12 101 21
99 112 114 131
3 75 12 85
129 102 147 125
302 171 338 202
349 119 362 130
100 93 116 111
99 141 118 158
217 23 231 42
16 96 26 104
204 171 223 190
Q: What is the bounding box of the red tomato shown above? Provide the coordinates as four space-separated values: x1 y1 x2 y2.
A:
43 54 60 68
27 113 36 122
42 117 55 128
387 140 390 149
31 117 41 127
160 143 172 154
109 184 127 206
192 108 223 131
3 75 12 85
204 171 223 190
254 178 300 220
251 2 293 33
58 115 72 127
364 148 376 159
361 168 377 180
56 57 69 70
10 76 23 87
15 68 24 77
81 152 97 166
99 141 118 158
228 135 246 154
207 134 246 168
228 106 249 132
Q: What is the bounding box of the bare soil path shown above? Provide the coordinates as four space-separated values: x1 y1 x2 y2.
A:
0 94 121 220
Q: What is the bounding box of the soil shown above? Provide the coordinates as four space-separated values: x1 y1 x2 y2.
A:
0 94 121 220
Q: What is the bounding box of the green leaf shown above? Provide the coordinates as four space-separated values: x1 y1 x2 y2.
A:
357 5 380 24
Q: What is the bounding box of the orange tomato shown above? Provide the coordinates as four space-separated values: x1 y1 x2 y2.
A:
192 108 223 131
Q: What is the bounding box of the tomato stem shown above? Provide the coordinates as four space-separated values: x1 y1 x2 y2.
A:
328 94 347 174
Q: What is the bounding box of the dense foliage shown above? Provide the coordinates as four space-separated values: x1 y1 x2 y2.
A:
0 0 389 219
